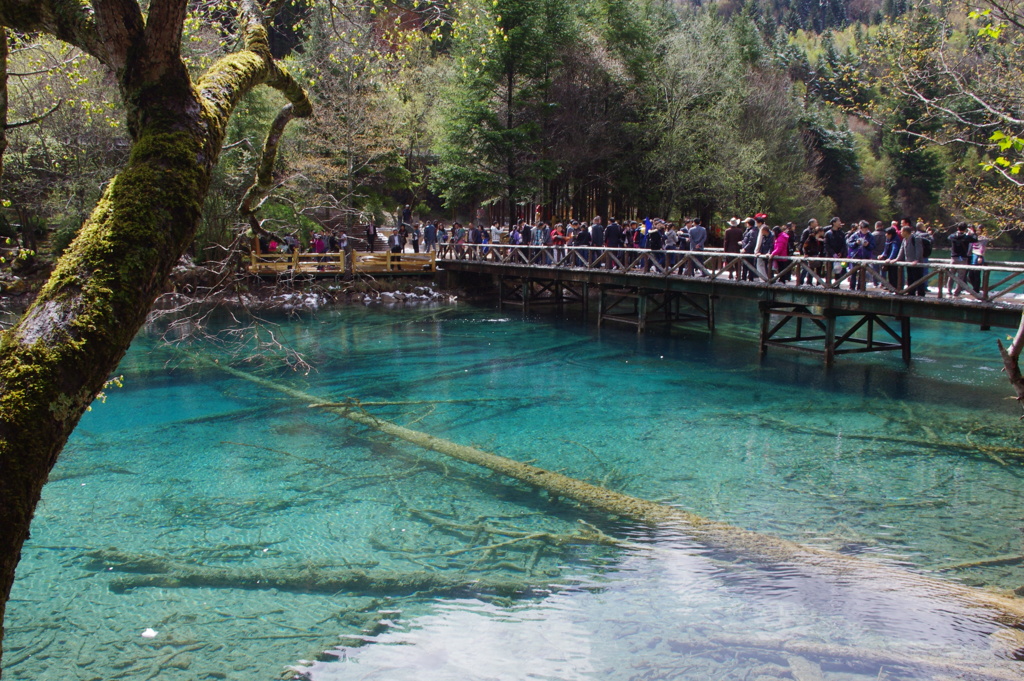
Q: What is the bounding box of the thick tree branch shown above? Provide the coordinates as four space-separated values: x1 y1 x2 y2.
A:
238 102 298 215
143 0 187 76
0 0 105 63
92 0 144 75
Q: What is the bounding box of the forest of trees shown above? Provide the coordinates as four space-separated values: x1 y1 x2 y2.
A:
1 0 1021 261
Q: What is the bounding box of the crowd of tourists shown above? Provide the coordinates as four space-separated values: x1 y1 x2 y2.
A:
400 213 990 297
258 213 993 297
718 214 989 296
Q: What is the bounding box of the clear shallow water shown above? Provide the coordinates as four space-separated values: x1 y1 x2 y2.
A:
6 300 1024 681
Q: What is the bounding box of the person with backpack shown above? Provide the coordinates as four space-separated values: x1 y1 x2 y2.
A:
892 224 933 296
947 222 977 295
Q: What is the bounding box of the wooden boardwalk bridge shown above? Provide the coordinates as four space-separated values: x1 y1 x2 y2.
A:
436 244 1024 365
248 248 436 276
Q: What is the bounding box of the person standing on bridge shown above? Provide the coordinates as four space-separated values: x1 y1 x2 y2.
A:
740 217 758 281
796 218 818 286
754 222 774 280
551 223 567 263
654 222 669 270
366 223 378 252
892 224 932 296
870 221 886 287
847 221 875 290
521 220 532 249
573 219 592 266
689 218 707 274
771 224 792 283
947 222 976 296
590 216 605 252
968 225 988 292
878 226 901 289
723 217 744 280
424 221 437 253
824 217 848 282
605 218 623 269
800 225 825 285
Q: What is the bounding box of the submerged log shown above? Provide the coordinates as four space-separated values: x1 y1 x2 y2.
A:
83 550 547 598
204 359 1024 626
108 568 546 598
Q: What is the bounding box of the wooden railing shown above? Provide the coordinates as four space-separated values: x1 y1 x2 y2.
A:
249 249 436 275
438 244 1024 305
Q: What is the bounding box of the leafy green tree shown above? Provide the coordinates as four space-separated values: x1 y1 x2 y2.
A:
2 35 129 257
431 0 575 223
647 10 831 223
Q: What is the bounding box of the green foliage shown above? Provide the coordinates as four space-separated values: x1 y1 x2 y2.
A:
5 0 1021 254
1 35 129 255
431 0 577 219
50 217 83 257
801 107 863 214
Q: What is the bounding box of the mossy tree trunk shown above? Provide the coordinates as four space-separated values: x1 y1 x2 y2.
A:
0 0 311 672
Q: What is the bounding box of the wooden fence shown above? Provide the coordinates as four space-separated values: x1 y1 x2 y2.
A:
248 249 436 276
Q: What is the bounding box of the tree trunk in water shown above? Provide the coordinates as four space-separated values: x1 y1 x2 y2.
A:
998 311 1024 409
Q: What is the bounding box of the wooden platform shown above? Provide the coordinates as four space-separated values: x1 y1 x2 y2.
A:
248 250 436 276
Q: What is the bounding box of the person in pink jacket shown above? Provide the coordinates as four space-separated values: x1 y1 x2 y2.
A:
771 224 792 283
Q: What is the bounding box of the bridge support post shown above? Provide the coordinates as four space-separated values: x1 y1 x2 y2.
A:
824 313 837 367
901 316 912 364
758 302 770 358
600 288 713 335
759 303 910 365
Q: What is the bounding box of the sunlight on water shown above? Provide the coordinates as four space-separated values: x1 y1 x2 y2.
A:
5 300 1024 680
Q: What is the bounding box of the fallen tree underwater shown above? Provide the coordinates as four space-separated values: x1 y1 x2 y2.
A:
83 550 550 599
198 357 1024 638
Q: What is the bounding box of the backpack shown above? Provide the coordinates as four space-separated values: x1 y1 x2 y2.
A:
920 236 932 259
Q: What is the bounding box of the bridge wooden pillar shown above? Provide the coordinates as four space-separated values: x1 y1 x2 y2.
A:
601 288 713 335
759 303 911 366
901 316 911 364
824 314 837 366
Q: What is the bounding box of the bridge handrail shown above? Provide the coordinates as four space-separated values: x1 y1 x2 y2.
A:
248 249 436 274
436 243 1024 304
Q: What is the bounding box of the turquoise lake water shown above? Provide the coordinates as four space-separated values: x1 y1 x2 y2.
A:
5 298 1024 680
